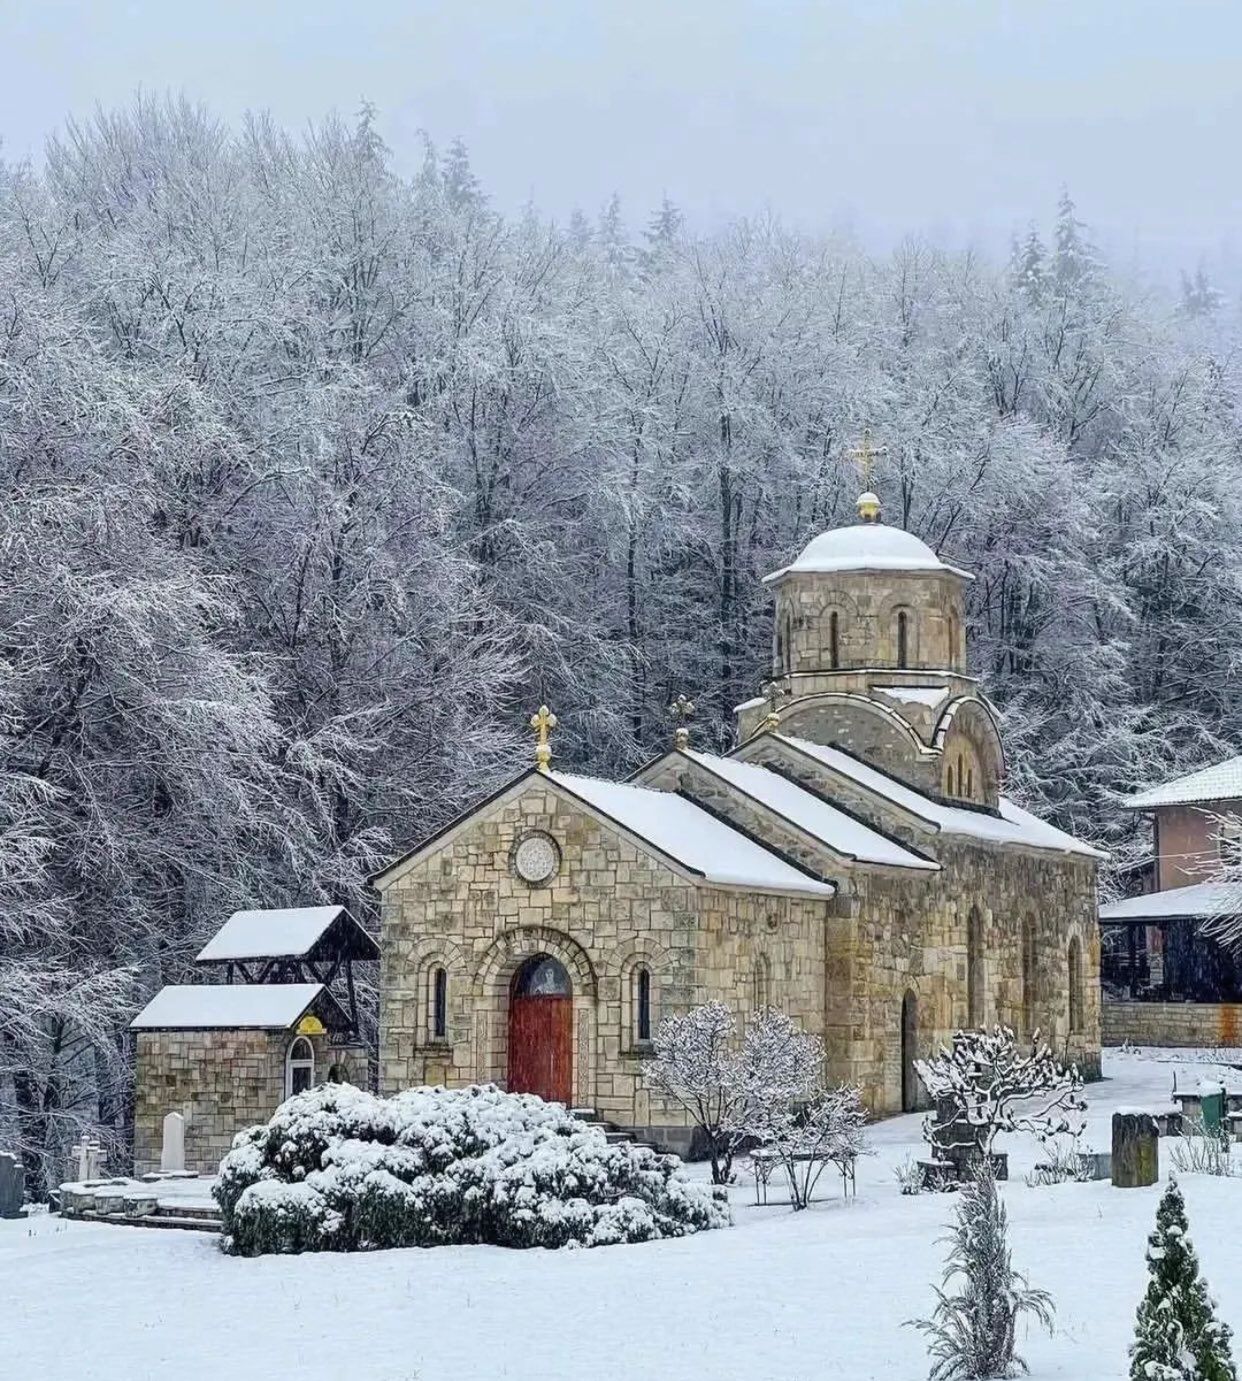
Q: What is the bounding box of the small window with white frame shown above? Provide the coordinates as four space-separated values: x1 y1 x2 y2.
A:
286 1035 315 1098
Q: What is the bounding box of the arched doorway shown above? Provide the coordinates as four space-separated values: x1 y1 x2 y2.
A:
901 991 919 1113
508 954 573 1105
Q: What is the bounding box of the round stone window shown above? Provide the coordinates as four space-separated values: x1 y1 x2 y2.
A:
513 831 560 885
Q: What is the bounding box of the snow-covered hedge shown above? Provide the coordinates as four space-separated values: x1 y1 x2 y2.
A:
214 1083 730 1255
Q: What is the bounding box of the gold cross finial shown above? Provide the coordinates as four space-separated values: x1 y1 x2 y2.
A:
761 679 789 734
850 428 887 523
668 693 696 750
529 704 558 773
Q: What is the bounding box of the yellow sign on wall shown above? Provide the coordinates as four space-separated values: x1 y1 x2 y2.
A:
296 1013 326 1037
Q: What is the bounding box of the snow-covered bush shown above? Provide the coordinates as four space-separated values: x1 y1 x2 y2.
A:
917 1027 1085 1166
214 1082 730 1256
911 1161 1055 1380
646 1001 748 1184
1130 1178 1236 1381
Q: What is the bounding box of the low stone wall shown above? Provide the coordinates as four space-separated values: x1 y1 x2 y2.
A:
1102 1000 1242 1049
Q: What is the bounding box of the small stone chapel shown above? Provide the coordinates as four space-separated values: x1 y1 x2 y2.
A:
375 471 1103 1153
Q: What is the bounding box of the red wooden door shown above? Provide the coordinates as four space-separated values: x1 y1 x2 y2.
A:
508 995 573 1105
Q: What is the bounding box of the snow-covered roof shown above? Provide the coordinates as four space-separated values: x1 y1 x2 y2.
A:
130 983 331 1030
681 751 938 872
1122 755 1242 810
1099 880 1242 923
548 772 835 897
764 522 973 585
873 685 952 711
195 905 377 963
770 736 1104 859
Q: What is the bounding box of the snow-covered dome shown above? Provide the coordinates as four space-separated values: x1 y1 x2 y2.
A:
764 517 973 584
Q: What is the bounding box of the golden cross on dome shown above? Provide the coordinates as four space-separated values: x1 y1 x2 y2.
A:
850 428 887 489
668 693 696 750
529 704 558 773
760 679 790 734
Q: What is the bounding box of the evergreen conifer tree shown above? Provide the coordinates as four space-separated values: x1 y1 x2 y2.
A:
1131 1179 1237 1381
912 1162 1054 1379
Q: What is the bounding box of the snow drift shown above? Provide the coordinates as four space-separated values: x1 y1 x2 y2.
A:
214 1082 730 1255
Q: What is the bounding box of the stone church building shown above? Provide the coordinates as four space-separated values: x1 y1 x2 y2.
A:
374 488 1103 1150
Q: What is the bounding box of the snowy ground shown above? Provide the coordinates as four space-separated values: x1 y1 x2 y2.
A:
4 1049 1242 1381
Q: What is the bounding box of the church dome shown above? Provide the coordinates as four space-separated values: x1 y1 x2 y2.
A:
764 518 973 584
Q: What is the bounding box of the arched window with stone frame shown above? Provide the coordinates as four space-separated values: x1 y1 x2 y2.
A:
752 953 772 1012
967 906 985 1028
1021 914 1037 1035
896 610 910 668
829 610 840 669
1068 937 1085 1034
634 965 653 1046
285 1035 315 1099
429 964 448 1042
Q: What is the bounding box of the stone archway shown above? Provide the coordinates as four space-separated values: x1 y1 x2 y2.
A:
901 990 919 1113
473 926 598 1107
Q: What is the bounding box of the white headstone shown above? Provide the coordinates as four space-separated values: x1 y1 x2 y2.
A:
160 1112 186 1173
71 1135 107 1183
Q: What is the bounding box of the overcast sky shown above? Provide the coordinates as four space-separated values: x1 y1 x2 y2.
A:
3 0 1240 276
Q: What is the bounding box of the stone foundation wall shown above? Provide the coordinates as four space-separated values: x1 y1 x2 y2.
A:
133 1030 365 1174
1102 1001 1242 1049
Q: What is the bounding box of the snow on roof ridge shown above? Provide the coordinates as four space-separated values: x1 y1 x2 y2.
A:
547 770 835 897
196 904 346 963
1123 754 1242 810
681 750 938 872
770 735 1103 859
130 982 328 1030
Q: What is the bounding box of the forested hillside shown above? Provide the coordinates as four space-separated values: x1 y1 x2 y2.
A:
2 97 1240 1186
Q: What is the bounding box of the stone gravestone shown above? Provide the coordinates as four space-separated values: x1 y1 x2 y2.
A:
1112 1110 1158 1188
0 1153 23 1218
160 1112 185 1174
71 1134 106 1184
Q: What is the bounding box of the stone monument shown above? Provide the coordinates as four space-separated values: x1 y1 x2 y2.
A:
1111 1110 1158 1188
0 1153 22 1218
159 1111 186 1174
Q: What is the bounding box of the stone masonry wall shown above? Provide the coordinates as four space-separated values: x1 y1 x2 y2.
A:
133 1029 358 1174
1102 1001 1242 1049
377 779 832 1146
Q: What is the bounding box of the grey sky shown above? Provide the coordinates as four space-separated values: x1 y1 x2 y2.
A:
3 0 1240 275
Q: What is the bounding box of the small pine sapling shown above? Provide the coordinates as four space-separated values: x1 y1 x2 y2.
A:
911 1161 1054 1380
1130 1178 1236 1381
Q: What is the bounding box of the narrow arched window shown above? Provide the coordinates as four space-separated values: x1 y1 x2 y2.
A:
636 966 652 1044
286 1035 315 1099
829 611 840 669
967 907 985 1028
783 611 794 673
1068 938 1084 1034
752 954 771 1012
896 610 909 668
1022 916 1037 1035
966 767 974 800
947 613 959 669
431 965 448 1040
